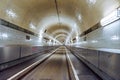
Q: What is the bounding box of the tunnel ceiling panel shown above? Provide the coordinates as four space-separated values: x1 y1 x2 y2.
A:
53 32 68 38
45 24 71 35
56 36 67 43
0 0 119 38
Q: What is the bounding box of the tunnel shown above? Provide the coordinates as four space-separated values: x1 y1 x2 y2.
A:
0 0 120 80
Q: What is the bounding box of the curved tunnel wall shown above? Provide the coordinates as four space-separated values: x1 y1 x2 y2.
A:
74 19 120 50
0 20 58 71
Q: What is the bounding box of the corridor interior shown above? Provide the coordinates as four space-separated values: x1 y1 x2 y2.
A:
0 0 120 80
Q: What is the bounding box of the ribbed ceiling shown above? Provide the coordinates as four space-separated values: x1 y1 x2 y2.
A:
0 0 119 44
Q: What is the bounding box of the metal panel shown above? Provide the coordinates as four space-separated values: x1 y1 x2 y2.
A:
20 46 32 57
31 46 44 54
0 46 20 64
99 51 120 80
76 48 99 67
71 47 120 80
85 49 99 67
32 46 39 54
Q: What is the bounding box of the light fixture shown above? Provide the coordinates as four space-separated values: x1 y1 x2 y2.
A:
111 35 119 40
117 7 120 17
2 33 8 38
38 36 42 40
100 9 120 26
87 0 96 5
91 40 98 43
30 23 36 29
78 14 82 21
6 9 17 18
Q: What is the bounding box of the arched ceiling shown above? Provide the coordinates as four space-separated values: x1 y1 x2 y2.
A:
0 0 120 45
45 24 71 35
53 32 68 38
52 29 69 36
55 35 67 43
55 34 67 39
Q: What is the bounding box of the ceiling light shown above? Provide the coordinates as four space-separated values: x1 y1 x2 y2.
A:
100 9 120 26
6 9 17 18
78 14 82 21
91 40 98 43
111 35 119 40
87 0 96 5
117 7 120 17
30 23 36 29
76 36 79 39
2 33 8 38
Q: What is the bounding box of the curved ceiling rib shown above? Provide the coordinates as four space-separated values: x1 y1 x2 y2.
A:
51 29 69 36
45 24 71 34
55 34 67 39
53 32 68 38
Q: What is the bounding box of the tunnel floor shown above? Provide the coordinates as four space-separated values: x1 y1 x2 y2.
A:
22 48 69 80
0 47 102 80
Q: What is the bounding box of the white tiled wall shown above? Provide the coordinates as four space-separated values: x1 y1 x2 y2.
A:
0 25 41 46
77 20 120 49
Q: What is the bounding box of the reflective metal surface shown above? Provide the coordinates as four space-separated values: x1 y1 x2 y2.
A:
20 46 32 57
67 49 101 80
82 49 99 67
99 51 120 80
0 47 57 80
0 46 20 64
69 47 120 80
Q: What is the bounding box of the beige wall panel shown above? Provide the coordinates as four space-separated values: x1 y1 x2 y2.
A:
0 0 9 20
